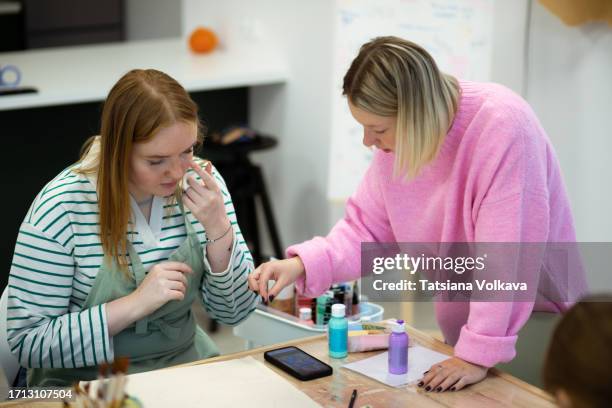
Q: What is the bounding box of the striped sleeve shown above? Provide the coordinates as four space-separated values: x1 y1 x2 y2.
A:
6 222 113 368
199 165 258 326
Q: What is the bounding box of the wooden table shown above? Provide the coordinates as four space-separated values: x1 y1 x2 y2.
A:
0 326 555 407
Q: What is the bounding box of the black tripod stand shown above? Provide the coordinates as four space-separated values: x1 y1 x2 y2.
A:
202 134 283 266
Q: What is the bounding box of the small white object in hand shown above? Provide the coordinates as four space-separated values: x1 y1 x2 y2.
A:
182 173 191 193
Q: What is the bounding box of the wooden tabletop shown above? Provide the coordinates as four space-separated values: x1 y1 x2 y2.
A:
0 325 555 407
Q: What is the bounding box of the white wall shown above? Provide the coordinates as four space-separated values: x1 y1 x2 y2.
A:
527 1 612 243
490 0 530 94
182 0 335 250
126 0 182 41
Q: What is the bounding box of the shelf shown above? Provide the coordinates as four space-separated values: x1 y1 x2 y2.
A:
0 37 289 111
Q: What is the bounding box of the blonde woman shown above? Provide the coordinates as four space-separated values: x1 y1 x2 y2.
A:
7 69 256 386
249 37 584 391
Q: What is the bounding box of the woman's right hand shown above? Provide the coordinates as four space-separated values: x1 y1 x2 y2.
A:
130 261 193 318
248 257 305 302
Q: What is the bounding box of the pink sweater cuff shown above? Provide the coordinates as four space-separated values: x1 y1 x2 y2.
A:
453 325 517 367
286 238 332 297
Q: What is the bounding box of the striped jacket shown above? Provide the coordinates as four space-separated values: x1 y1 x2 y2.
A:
6 157 257 369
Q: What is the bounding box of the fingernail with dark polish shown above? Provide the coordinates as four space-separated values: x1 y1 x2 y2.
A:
450 387 456 391
417 381 424 387
425 386 431 391
436 387 442 392
269 295 275 302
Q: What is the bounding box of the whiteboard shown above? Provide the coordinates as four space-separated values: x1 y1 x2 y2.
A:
328 0 494 201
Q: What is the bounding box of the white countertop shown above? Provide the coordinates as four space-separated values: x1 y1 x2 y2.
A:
0 38 289 111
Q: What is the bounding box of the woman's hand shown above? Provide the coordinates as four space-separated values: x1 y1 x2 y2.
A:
248 257 306 302
183 161 230 238
107 261 193 336
418 357 488 392
131 261 193 317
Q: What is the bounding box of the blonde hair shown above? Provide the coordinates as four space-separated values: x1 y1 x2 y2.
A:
77 69 204 274
343 36 460 179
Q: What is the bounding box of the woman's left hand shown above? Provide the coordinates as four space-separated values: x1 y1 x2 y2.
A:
418 357 488 392
183 161 230 236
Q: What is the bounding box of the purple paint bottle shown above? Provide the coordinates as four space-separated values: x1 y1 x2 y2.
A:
388 319 408 374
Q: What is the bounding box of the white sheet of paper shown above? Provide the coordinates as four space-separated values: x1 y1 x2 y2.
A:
342 346 449 387
90 356 321 407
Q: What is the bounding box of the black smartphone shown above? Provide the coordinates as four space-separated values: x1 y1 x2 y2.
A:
264 346 333 381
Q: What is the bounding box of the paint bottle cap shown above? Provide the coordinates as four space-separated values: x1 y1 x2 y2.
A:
299 307 311 320
331 303 346 318
392 319 405 333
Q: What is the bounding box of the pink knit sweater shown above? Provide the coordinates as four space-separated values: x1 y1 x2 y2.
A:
287 80 584 367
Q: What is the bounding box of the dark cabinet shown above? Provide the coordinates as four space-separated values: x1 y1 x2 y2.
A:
0 1 25 51
0 0 124 51
24 0 124 48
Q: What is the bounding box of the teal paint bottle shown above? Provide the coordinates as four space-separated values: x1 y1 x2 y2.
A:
328 304 348 358
316 290 334 325
316 293 329 325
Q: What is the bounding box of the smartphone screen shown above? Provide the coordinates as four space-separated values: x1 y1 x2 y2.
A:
264 346 332 380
